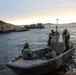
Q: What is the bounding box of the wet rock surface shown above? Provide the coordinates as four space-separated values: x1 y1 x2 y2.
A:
0 20 28 33
24 23 44 29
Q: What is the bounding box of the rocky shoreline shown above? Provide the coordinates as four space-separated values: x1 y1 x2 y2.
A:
0 20 29 33
24 23 44 29
0 20 44 33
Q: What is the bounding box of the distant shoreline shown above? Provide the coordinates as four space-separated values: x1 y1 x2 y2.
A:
0 20 44 33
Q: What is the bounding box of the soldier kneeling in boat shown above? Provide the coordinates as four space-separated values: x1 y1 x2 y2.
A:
44 46 56 59
22 42 34 60
45 35 56 59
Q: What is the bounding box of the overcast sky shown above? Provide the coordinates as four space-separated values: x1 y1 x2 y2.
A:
0 0 76 25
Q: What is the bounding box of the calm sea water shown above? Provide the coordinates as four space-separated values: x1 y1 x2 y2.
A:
0 24 76 68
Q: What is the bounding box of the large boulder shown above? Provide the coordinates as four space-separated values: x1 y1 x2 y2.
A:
0 20 29 33
24 23 44 29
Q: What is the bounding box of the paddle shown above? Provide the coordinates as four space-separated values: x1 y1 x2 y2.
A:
56 19 59 31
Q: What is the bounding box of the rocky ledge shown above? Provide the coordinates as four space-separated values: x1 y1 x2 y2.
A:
24 23 44 29
0 20 29 33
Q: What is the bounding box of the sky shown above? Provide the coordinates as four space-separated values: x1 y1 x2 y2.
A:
0 0 76 25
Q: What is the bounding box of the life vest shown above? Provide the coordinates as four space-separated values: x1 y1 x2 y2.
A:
22 48 33 60
47 39 55 46
62 32 70 42
45 50 56 59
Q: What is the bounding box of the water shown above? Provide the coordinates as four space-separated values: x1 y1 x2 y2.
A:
0 24 76 75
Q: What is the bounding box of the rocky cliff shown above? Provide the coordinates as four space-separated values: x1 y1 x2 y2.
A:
0 20 28 33
24 23 44 29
